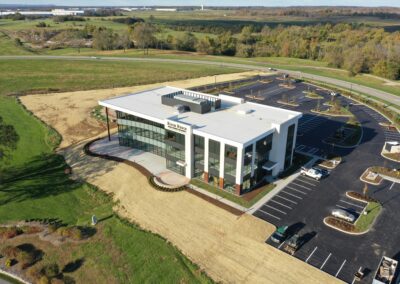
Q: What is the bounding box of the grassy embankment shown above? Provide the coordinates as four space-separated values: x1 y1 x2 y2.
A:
0 59 238 283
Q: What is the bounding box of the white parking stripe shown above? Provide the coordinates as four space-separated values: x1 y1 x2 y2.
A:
339 200 365 209
264 204 287 214
335 204 361 214
295 178 317 186
320 253 332 269
278 241 286 249
306 247 318 263
390 182 395 190
258 209 281 220
291 183 313 191
281 190 303 200
270 199 293 209
285 186 307 195
275 194 298 204
335 259 347 277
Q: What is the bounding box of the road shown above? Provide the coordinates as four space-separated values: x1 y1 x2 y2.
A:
1 55 399 108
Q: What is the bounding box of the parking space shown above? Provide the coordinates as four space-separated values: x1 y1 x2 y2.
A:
254 175 319 225
335 197 366 216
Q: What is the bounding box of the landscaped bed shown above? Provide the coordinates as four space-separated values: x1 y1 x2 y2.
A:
325 191 382 234
381 151 400 162
316 154 342 169
369 166 400 182
190 179 275 208
360 168 383 185
303 91 323 99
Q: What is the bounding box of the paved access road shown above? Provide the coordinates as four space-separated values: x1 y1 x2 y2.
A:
1 55 399 109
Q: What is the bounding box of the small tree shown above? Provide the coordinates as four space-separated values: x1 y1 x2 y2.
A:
363 183 369 197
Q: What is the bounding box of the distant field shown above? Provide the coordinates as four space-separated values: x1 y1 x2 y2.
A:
0 31 33 55
39 48 400 96
0 59 238 95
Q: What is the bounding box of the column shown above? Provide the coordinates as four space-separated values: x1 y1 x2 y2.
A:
219 143 225 189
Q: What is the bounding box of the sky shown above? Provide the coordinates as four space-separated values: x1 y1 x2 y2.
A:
1 0 399 7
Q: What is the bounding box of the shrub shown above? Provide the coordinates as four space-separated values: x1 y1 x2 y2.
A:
2 245 21 258
17 250 35 269
5 258 12 267
0 226 23 239
27 266 43 280
50 278 65 284
38 275 50 284
69 227 83 240
43 263 59 278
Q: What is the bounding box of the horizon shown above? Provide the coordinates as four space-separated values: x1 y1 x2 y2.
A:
1 1 400 8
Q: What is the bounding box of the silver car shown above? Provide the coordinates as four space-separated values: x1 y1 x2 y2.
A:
331 209 356 223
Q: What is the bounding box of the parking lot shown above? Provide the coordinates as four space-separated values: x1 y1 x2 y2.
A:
225 74 400 284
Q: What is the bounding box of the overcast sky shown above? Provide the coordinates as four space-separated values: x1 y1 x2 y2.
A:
1 0 399 7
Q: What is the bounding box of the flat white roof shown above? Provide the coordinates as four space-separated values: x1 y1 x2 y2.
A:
99 86 302 145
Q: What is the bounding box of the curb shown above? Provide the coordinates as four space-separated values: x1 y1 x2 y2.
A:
359 168 382 186
323 217 368 236
0 269 29 284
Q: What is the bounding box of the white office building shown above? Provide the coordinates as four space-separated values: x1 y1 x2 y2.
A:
99 86 302 195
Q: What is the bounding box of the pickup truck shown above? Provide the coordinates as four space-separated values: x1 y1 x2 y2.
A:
300 167 323 180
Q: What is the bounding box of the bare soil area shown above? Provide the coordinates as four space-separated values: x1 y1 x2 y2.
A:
21 71 262 148
60 141 339 284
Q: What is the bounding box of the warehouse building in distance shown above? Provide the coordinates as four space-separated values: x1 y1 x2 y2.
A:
99 86 302 195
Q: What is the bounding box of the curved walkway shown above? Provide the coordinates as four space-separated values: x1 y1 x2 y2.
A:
1 55 399 108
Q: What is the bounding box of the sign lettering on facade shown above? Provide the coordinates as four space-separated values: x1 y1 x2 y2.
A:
166 121 188 134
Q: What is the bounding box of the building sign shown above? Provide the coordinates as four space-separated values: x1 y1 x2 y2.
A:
165 120 189 134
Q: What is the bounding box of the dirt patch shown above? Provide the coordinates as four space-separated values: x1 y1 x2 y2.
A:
21 71 262 148
59 141 339 284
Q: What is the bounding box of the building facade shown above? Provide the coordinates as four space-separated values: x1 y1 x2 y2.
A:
100 86 302 195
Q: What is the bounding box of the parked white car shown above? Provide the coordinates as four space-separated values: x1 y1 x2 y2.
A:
331 209 356 223
300 167 323 180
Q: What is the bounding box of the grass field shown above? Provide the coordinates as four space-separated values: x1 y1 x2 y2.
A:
39 46 400 96
0 59 240 282
0 59 238 95
0 31 34 55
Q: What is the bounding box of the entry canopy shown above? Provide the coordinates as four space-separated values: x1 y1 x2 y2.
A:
262 161 277 171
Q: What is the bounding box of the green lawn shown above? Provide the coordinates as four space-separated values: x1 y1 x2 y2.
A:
0 59 238 95
355 202 382 232
0 60 228 282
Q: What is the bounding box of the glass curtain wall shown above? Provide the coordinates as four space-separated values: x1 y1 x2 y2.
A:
224 144 237 190
165 130 186 175
242 144 253 191
193 135 205 178
284 124 296 169
116 111 165 157
254 134 273 184
208 139 220 187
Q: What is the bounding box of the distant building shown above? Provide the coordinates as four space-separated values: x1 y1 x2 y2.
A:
155 8 177 12
0 9 83 16
100 86 302 195
51 9 84 16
